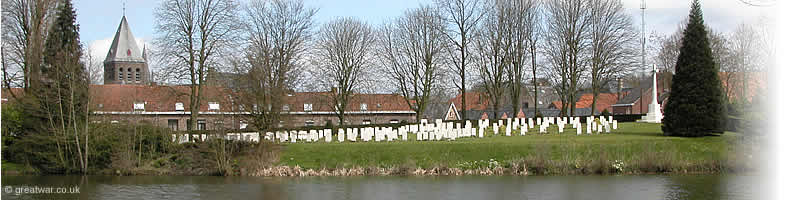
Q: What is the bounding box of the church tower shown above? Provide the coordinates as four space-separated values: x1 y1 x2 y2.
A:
104 16 149 85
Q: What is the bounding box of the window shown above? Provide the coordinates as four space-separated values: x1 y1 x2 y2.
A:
305 119 315 127
208 102 220 110
376 103 382 108
214 121 223 130
303 103 313 111
523 102 529 109
135 68 141 82
168 119 179 131
197 119 207 130
389 119 399 124
282 104 290 111
175 102 184 111
118 68 123 80
278 121 284 128
133 102 145 111
360 103 368 111
127 68 132 81
239 121 248 129
362 119 371 125
98 104 103 108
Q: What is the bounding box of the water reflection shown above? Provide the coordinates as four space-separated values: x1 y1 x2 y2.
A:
1 175 758 200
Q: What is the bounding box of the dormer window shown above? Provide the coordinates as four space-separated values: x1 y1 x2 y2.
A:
360 103 368 111
175 102 184 111
133 102 145 111
208 102 220 111
303 103 313 111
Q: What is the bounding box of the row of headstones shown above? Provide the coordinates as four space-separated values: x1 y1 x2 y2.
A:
172 116 622 144
261 127 412 143
415 119 478 141
474 116 619 135
173 132 261 143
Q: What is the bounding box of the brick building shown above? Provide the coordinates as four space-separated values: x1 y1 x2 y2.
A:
87 85 416 130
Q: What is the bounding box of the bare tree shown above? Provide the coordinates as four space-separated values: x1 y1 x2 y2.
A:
236 0 317 132
314 17 374 126
154 0 241 131
376 5 447 122
543 0 591 116
587 0 637 115
82 42 103 84
1 0 58 93
436 0 484 118
502 0 534 117
473 0 509 119
725 23 757 103
527 0 543 116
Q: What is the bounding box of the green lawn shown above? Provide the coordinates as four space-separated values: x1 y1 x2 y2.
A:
277 122 739 174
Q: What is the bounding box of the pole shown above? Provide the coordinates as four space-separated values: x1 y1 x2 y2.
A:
641 0 646 74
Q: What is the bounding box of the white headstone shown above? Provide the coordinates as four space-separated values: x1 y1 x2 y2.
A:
613 120 618 129
337 129 345 142
586 123 592 134
577 123 582 135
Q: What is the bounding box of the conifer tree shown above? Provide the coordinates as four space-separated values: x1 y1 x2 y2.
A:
661 0 726 137
40 0 90 172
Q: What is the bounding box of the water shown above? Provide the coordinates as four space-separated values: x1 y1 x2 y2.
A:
1 175 762 200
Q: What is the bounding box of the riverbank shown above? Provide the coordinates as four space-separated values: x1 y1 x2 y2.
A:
256 123 754 176
2 123 756 176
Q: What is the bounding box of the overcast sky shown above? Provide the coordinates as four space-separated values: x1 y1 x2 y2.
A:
76 0 774 68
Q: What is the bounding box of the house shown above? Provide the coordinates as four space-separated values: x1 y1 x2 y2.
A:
611 71 766 115
550 93 620 115
611 75 667 115
446 81 560 119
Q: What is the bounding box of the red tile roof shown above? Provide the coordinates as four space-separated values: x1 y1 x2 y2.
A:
448 92 490 111
89 84 235 112
3 85 414 113
551 93 619 112
86 84 413 113
286 92 413 112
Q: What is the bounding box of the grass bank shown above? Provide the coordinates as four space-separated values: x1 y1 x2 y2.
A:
262 123 753 176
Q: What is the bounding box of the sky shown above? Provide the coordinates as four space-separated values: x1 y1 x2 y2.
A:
75 0 774 69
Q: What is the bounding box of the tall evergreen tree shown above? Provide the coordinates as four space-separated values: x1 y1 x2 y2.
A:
661 0 726 137
38 0 90 172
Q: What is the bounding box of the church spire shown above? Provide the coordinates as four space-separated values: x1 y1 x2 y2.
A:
105 15 144 63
